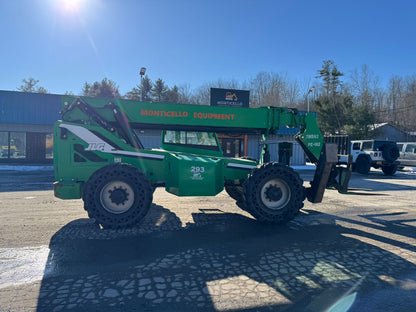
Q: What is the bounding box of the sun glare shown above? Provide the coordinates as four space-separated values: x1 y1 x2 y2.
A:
61 0 84 12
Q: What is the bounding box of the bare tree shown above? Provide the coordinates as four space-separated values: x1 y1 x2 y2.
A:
249 72 293 107
177 84 194 104
400 76 416 132
348 64 380 109
17 78 48 93
387 76 404 126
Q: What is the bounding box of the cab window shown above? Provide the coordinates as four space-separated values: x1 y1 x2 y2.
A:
397 143 403 151
164 131 218 147
362 141 373 151
352 142 361 150
405 144 416 153
163 130 220 153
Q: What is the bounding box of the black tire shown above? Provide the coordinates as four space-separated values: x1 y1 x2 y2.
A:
236 199 249 212
382 164 397 175
243 162 305 224
355 156 371 174
381 144 399 163
225 185 244 201
83 164 152 229
225 185 251 212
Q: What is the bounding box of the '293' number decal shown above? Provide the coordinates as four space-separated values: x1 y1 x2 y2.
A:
191 166 205 180
191 166 205 173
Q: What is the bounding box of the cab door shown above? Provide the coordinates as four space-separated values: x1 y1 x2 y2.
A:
218 138 243 157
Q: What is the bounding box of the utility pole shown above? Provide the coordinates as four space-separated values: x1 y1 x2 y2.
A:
140 67 146 101
307 86 315 112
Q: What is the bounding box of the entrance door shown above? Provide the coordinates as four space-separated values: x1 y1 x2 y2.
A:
26 132 46 161
219 138 243 157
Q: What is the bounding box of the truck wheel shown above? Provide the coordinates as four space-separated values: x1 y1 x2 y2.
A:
83 164 152 229
382 164 397 175
243 163 305 224
355 156 371 174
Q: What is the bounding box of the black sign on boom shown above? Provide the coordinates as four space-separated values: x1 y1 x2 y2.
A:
210 88 250 108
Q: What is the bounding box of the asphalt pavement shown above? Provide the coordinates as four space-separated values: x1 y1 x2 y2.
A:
0 167 416 311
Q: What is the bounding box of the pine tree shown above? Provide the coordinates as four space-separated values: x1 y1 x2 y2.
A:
151 78 168 102
315 60 347 133
82 78 121 98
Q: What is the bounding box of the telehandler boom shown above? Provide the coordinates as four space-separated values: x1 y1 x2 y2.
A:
54 96 350 228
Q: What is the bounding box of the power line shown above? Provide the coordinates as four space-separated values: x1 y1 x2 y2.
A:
374 103 416 113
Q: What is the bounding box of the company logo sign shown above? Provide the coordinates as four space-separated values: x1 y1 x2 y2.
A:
210 88 249 107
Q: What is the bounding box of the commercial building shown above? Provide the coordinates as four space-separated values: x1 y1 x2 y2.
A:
0 90 60 163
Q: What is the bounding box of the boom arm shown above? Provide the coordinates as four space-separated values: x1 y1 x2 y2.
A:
61 96 325 163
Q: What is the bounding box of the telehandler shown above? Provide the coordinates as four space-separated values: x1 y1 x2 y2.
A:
54 96 350 228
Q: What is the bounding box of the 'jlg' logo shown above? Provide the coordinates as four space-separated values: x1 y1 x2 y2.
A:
85 143 106 151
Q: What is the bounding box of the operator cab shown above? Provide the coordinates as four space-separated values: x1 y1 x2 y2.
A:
161 130 224 157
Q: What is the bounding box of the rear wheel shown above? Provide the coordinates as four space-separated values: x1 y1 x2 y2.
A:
382 164 397 175
83 164 152 229
225 185 251 212
225 185 244 201
243 163 305 224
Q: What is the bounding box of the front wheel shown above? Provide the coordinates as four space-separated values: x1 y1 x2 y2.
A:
355 156 371 174
225 185 244 201
243 163 305 224
83 164 152 229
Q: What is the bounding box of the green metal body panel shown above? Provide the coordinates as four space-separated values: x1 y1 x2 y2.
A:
61 96 272 131
53 123 256 199
164 153 223 196
54 96 326 200
295 113 324 163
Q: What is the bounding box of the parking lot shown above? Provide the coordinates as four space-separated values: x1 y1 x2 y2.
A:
1 167 416 311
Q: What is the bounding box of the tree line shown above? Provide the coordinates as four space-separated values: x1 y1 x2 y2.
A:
17 60 416 139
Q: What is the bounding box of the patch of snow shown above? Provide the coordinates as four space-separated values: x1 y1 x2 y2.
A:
0 165 53 171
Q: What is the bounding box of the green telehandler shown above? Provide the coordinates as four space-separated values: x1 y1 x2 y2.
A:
53 96 350 228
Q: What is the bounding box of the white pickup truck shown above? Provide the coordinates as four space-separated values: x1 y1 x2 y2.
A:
397 142 416 169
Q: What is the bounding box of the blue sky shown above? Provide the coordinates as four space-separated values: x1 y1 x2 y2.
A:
1 0 415 95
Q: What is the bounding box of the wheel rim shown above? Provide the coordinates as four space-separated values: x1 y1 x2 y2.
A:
100 181 135 214
260 178 291 210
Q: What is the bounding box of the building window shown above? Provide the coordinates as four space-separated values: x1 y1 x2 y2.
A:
10 132 26 159
0 132 26 159
0 131 54 163
0 132 8 158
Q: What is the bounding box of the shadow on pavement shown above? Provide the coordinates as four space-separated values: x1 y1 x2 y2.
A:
36 203 416 311
347 171 416 193
0 170 54 192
